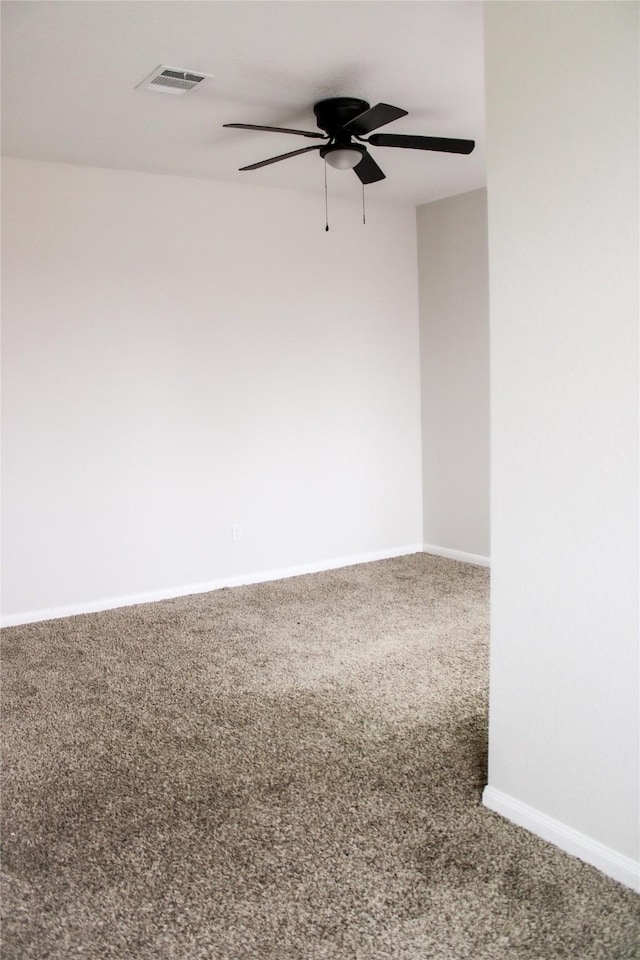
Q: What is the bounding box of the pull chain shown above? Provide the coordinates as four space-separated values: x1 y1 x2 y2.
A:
362 183 366 225
324 160 329 232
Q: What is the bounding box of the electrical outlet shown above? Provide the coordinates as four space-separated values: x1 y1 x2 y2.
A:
232 523 243 542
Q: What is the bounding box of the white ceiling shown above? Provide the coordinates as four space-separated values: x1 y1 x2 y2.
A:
1 1 486 206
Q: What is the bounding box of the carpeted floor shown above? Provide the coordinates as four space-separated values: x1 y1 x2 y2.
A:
1 554 638 959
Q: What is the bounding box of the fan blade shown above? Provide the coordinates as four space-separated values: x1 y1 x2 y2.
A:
224 123 326 139
353 150 385 184
239 144 322 171
343 103 408 136
367 133 475 155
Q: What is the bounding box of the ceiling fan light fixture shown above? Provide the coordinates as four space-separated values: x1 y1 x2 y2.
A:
224 98 474 188
321 145 364 170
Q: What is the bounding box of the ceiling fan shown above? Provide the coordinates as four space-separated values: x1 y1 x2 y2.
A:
223 97 475 183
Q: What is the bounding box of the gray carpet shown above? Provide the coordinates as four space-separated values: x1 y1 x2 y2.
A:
1 554 638 959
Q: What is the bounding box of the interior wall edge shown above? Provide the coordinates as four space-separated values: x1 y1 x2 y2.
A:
0 544 424 628
483 786 640 894
422 543 490 568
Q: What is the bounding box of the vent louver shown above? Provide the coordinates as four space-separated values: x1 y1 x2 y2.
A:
136 65 213 95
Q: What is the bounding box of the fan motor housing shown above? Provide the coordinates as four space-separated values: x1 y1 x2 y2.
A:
313 98 370 135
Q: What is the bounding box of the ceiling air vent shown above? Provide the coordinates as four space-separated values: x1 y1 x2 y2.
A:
136 65 213 95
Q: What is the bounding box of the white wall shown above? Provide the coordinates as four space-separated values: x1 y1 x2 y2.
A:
417 189 490 560
484 1 639 882
1 158 422 622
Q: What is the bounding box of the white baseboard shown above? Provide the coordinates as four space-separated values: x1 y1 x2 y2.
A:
0 544 424 627
423 543 490 567
483 786 640 893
